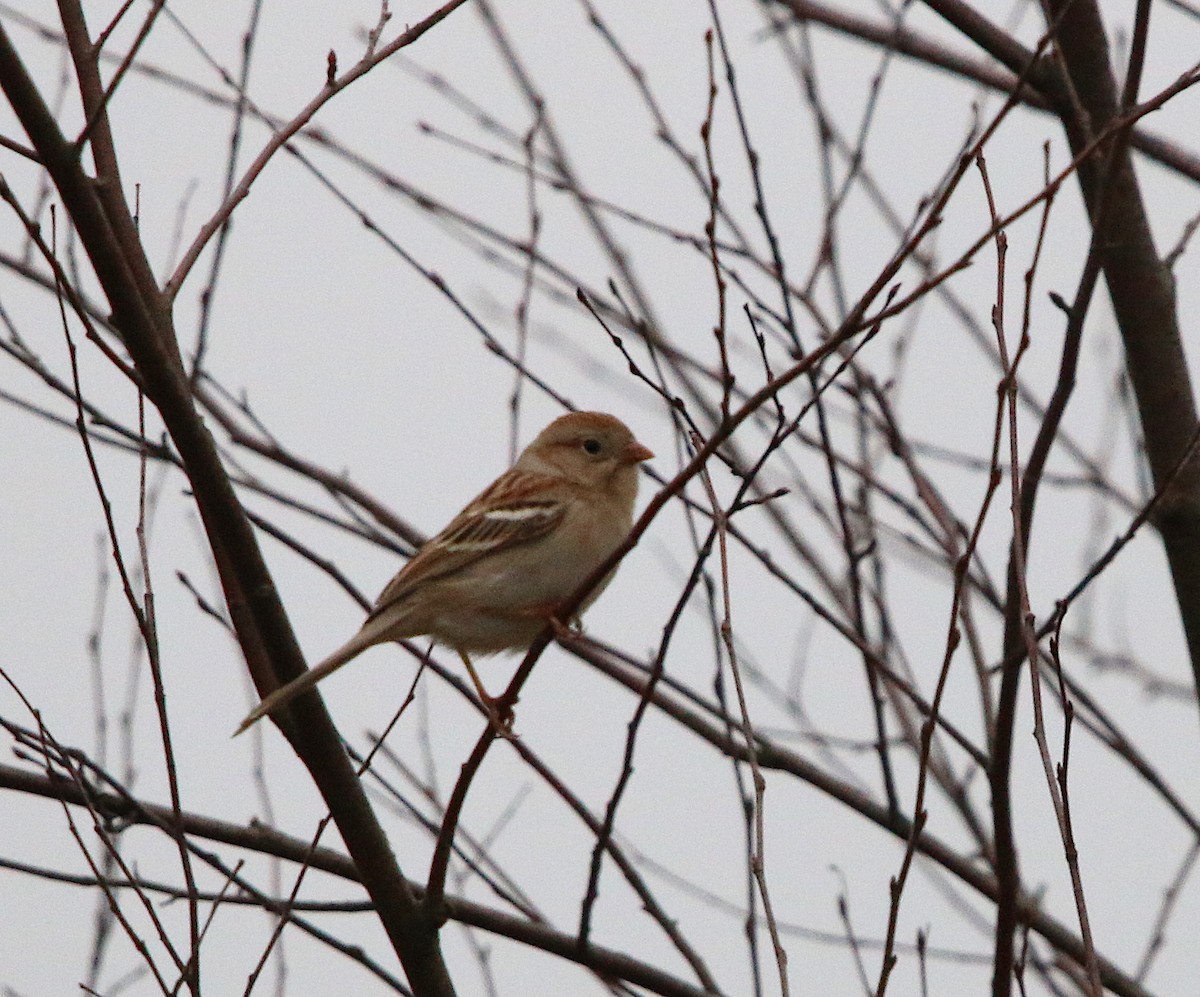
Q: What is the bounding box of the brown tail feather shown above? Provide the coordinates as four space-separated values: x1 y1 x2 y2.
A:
233 627 380 736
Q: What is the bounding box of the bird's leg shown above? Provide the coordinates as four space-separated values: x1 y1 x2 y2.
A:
458 651 515 734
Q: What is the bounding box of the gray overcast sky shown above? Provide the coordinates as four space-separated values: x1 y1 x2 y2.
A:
2 2 1200 995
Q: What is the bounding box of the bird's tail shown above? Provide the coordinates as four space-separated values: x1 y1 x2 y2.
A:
234 627 380 736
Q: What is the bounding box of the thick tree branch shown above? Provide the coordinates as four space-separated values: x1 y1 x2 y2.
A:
0 21 456 996
0 762 722 997
1037 0 1200 713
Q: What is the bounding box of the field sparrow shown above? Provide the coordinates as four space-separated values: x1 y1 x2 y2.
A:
237 411 653 733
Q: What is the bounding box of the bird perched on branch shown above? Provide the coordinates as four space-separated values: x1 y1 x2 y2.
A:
236 411 653 734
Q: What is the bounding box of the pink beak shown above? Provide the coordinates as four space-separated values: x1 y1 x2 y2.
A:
622 440 654 464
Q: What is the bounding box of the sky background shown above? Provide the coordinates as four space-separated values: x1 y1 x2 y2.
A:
2 1 1200 995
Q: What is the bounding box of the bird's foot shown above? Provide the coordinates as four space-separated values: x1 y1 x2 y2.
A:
548 614 584 642
482 693 518 740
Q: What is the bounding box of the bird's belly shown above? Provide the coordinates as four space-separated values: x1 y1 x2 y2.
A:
429 530 622 653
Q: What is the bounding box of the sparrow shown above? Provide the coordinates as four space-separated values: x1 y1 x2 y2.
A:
237 411 652 734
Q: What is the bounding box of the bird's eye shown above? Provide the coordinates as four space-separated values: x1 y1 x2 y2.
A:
582 437 603 455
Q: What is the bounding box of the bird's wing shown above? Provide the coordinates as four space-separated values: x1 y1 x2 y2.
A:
365 470 569 624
